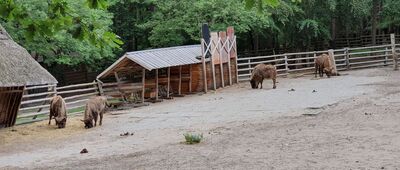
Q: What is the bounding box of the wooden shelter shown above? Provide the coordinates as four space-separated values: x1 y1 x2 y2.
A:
97 44 238 102
0 25 57 128
97 26 238 103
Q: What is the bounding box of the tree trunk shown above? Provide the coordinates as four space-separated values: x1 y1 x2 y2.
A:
371 0 380 45
331 17 337 49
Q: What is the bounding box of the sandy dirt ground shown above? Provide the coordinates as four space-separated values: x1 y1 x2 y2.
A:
1 68 400 169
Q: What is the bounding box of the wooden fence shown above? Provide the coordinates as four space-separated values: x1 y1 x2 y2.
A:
17 82 101 124
14 35 400 124
238 43 400 82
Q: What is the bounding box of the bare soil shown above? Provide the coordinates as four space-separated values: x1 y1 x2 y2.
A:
1 68 400 169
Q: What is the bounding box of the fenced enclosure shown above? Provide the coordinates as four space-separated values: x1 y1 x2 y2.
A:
14 35 400 125
237 35 400 82
17 82 101 124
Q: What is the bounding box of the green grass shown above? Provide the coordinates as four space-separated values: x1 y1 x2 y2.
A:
183 133 203 144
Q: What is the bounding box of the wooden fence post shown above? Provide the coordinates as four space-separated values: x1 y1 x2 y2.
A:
218 37 225 88
345 48 350 70
384 47 388 66
96 79 104 96
390 34 398 70
328 49 338 74
247 59 251 77
200 39 208 93
284 55 289 74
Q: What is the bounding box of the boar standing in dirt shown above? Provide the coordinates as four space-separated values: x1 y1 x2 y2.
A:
315 54 339 78
250 64 277 89
49 95 67 128
82 96 110 129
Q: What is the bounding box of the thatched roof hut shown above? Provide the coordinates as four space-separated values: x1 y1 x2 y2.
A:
0 25 57 128
0 26 57 87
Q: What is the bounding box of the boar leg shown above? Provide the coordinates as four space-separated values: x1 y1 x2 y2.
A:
99 112 103 126
272 78 276 89
260 79 263 89
319 67 323 77
48 113 52 125
94 112 98 127
315 65 318 78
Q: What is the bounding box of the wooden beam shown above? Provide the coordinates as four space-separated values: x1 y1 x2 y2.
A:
201 39 208 93
227 42 232 86
189 65 192 93
167 67 170 98
155 69 159 100
328 49 338 74
114 72 125 101
391 34 398 70
142 69 145 103
219 38 225 88
179 66 182 95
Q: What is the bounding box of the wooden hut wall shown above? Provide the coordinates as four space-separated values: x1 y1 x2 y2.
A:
0 87 24 128
189 57 238 93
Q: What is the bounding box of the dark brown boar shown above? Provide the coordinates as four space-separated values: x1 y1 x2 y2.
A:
49 95 67 128
250 64 277 89
82 96 110 129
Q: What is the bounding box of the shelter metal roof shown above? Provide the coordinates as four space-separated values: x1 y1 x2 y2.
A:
97 45 202 79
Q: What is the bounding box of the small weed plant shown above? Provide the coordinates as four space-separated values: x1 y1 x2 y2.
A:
183 133 203 144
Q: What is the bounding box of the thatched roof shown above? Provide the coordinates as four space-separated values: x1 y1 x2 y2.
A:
0 25 57 87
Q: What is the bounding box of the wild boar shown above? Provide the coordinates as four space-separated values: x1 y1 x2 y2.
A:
250 64 277 89
82 96 110 129
49 95 67 128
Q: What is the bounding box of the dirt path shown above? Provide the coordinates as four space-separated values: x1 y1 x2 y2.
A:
1 68 398 169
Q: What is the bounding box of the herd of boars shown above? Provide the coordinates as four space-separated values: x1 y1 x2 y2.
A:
48 53 338 128
48 95 110 129
250 53 339 89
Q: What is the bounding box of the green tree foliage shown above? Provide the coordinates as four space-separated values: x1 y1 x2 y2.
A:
0 0 122 70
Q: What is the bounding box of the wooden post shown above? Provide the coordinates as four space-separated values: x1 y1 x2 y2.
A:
167 67 170 98
234 37 239 84
313 52 317 69
210 42 216 90
345 48 350 70
189 65 192 93
114 72 125 101
384 47 388 66
248 59 251 79
391 34 398 70
155 69 159 100
219 38 225 88
328 49 338 74
178 66 182 95
200 39 208 93
284 55 289 74
226 38 232 86
96 79 104 96
141 69 145 103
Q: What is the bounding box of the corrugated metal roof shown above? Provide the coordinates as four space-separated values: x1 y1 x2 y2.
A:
126 45 202 70
97 45 202 79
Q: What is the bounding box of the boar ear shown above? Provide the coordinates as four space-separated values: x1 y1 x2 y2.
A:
80 119 85 122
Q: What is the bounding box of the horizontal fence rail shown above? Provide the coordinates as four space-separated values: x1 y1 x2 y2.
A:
238 43 400 82
16 81 106 124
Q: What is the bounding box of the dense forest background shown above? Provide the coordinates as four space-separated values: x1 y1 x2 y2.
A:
1 0 399 84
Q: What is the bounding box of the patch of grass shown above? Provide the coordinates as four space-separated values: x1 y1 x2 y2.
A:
183 133 203 144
